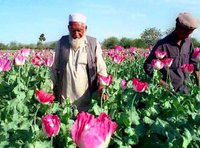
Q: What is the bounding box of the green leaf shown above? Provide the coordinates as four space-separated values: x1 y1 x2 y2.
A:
32 141 51 148
182 129 192 148
124 127 135 136
150 118 169 136
143 116 154 125
92 103 102 115
129 107 140 125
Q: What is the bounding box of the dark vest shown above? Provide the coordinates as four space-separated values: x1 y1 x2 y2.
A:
55 35 98 102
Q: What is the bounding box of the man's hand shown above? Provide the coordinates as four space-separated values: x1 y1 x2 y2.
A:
159 79 169 89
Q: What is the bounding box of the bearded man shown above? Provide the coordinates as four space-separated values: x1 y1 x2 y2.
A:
51 13 108 111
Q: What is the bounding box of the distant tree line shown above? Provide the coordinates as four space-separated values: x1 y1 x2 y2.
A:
0 29 200 50
0 41 57 50
0 33 57 50
102 27 200 49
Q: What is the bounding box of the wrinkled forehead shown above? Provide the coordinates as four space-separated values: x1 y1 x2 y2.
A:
69 22 86 28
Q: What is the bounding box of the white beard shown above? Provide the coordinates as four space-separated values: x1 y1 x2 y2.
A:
69 35 86 51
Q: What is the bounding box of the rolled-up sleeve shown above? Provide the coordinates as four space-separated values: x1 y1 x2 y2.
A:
95 41 108 77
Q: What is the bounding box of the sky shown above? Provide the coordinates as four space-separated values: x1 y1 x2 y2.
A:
0 0 200 44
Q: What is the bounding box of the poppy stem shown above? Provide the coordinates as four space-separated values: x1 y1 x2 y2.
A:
50 136 53 148
34 105 40 132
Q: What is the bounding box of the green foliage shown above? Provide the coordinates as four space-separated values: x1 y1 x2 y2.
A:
132 38 147 48
102 36 120 49
48 41 56 49
37 41 44 50
9 41 18 50
0 42 7 50
1 48 200 147
90 56 200 147
0 61 76 147
39 33 46 42
102 37 148 49
120 37 135 48
140 27 162 46
191 37 200 47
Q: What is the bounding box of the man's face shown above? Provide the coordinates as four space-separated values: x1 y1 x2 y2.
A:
68 22 87 39
176 26 194 40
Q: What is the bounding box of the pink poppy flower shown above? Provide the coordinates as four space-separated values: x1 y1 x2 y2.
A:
162 58 174 68
71 112 117 148
0 57 11 72
192 49 200 62
18 48 31 58
129 47 137 52
44 56 53 67
31 55 44 66
35 90 55 104
155 50 167 59
132 78 148 93
120 79 127 90
41 114 60 137
112 54 125 64
13 54 26 66
98 75 112 86
151 59 164 70
113 45 123 53
181 64 194 74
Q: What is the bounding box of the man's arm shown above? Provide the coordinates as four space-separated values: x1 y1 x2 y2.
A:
95 41 108 98
50 40 60 87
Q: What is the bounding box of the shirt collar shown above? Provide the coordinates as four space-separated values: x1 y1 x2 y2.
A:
168 32 187 45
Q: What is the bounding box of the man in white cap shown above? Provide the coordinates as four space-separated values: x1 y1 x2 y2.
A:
144 12 200 94
51 13 108 111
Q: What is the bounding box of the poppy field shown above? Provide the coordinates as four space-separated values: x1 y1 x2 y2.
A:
0 47 200 148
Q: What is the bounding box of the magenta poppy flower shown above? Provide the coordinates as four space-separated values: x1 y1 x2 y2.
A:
129 47 137 52
192 49 200 62
35 90 55 104
107 49 114 57
13 54 26 66
31 55 44 66
181 64 194 74
120 79 127 90
155 50 167 59
162 58 174 68
151 59 164 70
113 45 123 53
18 48 31 58
71 112 117 148
44 56 53 67
98 74 112 86
0 57 11 72
132 78 148 93
112 54 125 64
41 114 60 137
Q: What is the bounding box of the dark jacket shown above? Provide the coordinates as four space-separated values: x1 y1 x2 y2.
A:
144 32 198 93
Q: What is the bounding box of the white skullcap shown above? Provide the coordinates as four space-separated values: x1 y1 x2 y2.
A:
69 13 87 24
